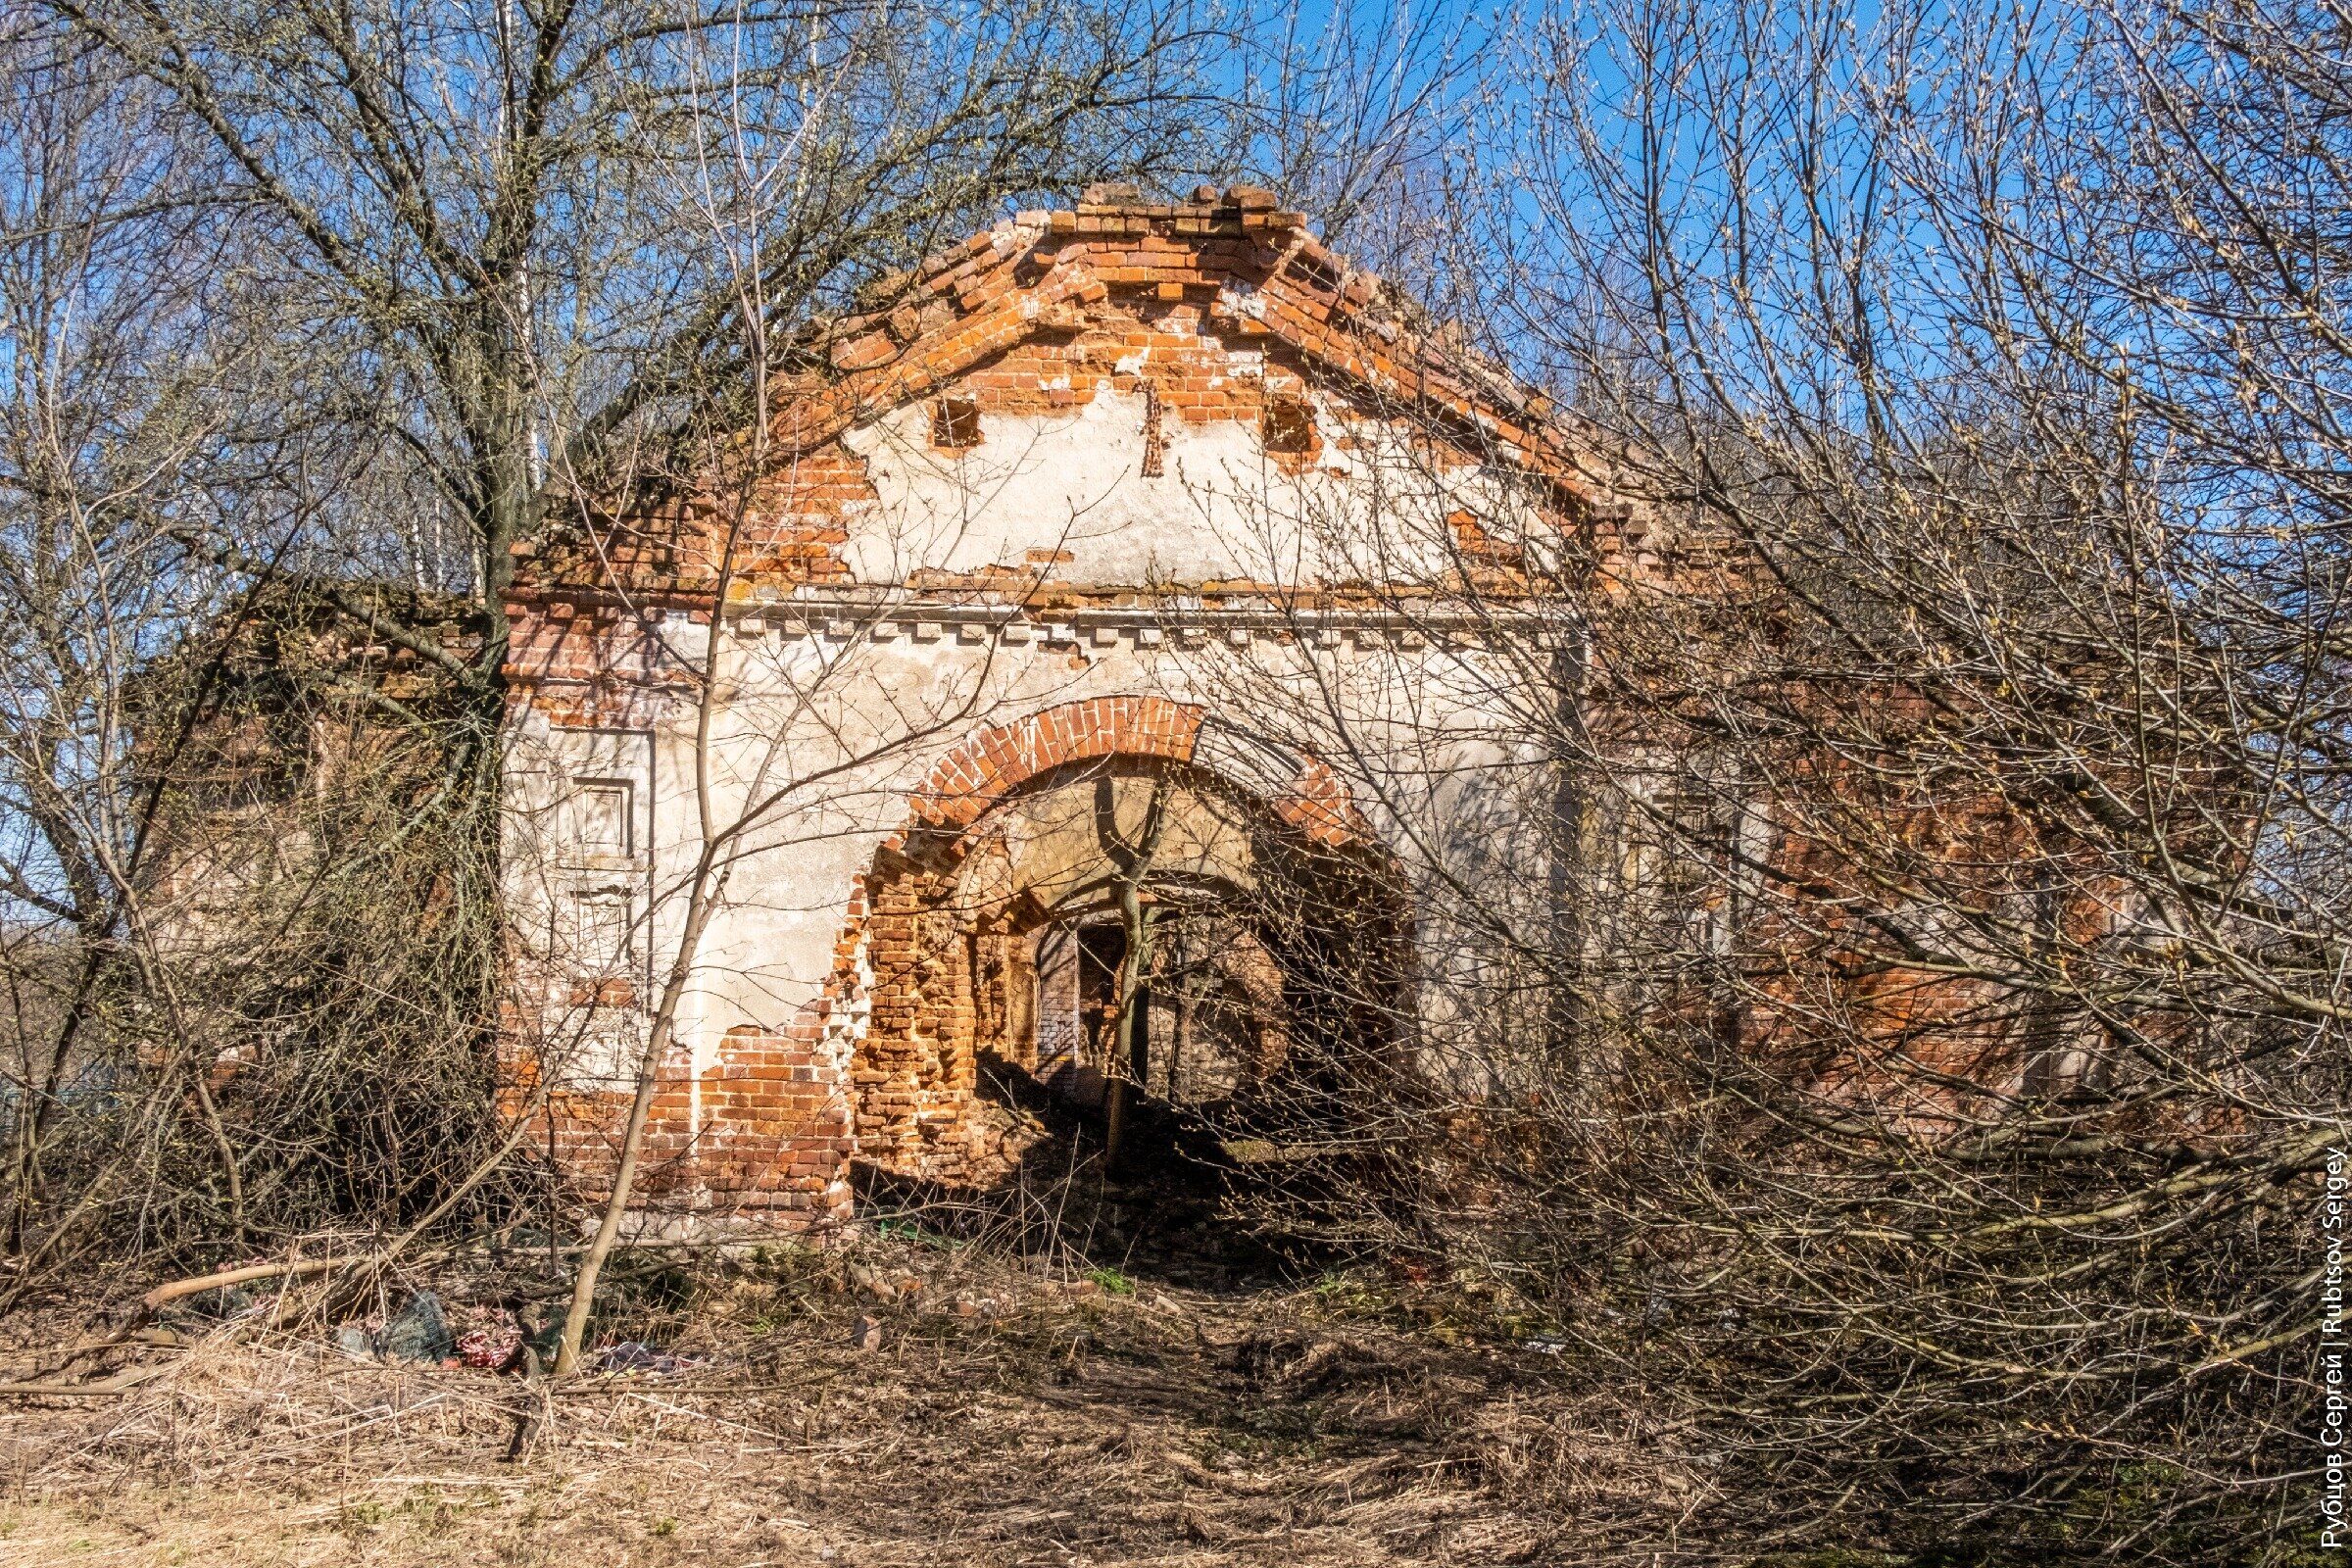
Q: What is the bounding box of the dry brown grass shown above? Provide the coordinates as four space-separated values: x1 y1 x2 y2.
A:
0 1232 1698 1566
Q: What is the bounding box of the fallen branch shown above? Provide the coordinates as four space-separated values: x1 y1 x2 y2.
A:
141 1256 361 1313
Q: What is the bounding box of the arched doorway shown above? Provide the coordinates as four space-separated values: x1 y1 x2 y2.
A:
843 698 1403 1183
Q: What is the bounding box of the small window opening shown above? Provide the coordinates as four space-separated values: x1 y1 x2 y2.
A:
932 396 983 450
1260 395 1317 454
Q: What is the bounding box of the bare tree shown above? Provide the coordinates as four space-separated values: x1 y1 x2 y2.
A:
43 0 1221 625
0 23 318 1258
0 0 1242 1287
1173 0 2352 1554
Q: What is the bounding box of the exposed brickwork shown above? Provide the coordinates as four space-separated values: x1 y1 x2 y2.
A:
1140 382 1165 477
905 695 1363 850
507 919 869 1227
497 599 698 728
853 696 1368 1178
493 188 1577 1219
509 445 875 603
502 664 1382 1208
509 185 1618 608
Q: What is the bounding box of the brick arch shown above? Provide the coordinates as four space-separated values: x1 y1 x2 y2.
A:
898 695 1363 851
850 696 1380 1179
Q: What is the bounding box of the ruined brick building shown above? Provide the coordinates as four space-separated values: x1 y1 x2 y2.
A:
499 184 1645 1227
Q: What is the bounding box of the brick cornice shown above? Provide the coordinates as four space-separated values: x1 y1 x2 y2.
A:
787 185 1591 490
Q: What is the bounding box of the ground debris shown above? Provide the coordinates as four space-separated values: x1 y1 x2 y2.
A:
375 1291 456 1364
0 1234 1672 1565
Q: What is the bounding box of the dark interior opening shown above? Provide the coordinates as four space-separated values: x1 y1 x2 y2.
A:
1075 921 1127 1079
932 395 983 449
1259 396 1317 454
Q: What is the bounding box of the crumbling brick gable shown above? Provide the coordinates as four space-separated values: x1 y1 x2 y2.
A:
508 185 1613 610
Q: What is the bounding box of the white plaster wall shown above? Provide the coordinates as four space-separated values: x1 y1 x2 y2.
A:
661 629 1529 1071
510 403 1565 1093
838 390 1550 591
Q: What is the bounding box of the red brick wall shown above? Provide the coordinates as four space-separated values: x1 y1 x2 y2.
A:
513 1005 858 1226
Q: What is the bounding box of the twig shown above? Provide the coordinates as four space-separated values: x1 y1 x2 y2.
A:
0 1361 173 1398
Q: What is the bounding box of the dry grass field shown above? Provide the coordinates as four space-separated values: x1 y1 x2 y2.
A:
0 1227 1691 1568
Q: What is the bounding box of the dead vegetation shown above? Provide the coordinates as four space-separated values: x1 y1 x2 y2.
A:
0 1226 1692 1568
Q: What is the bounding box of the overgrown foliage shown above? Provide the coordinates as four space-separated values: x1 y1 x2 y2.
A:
1196 0 2352 1559
3 0 2343 1561
4 582 506 1276
0 0 1249 1273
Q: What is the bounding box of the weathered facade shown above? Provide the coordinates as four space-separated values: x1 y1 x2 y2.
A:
499 185 1636 1226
